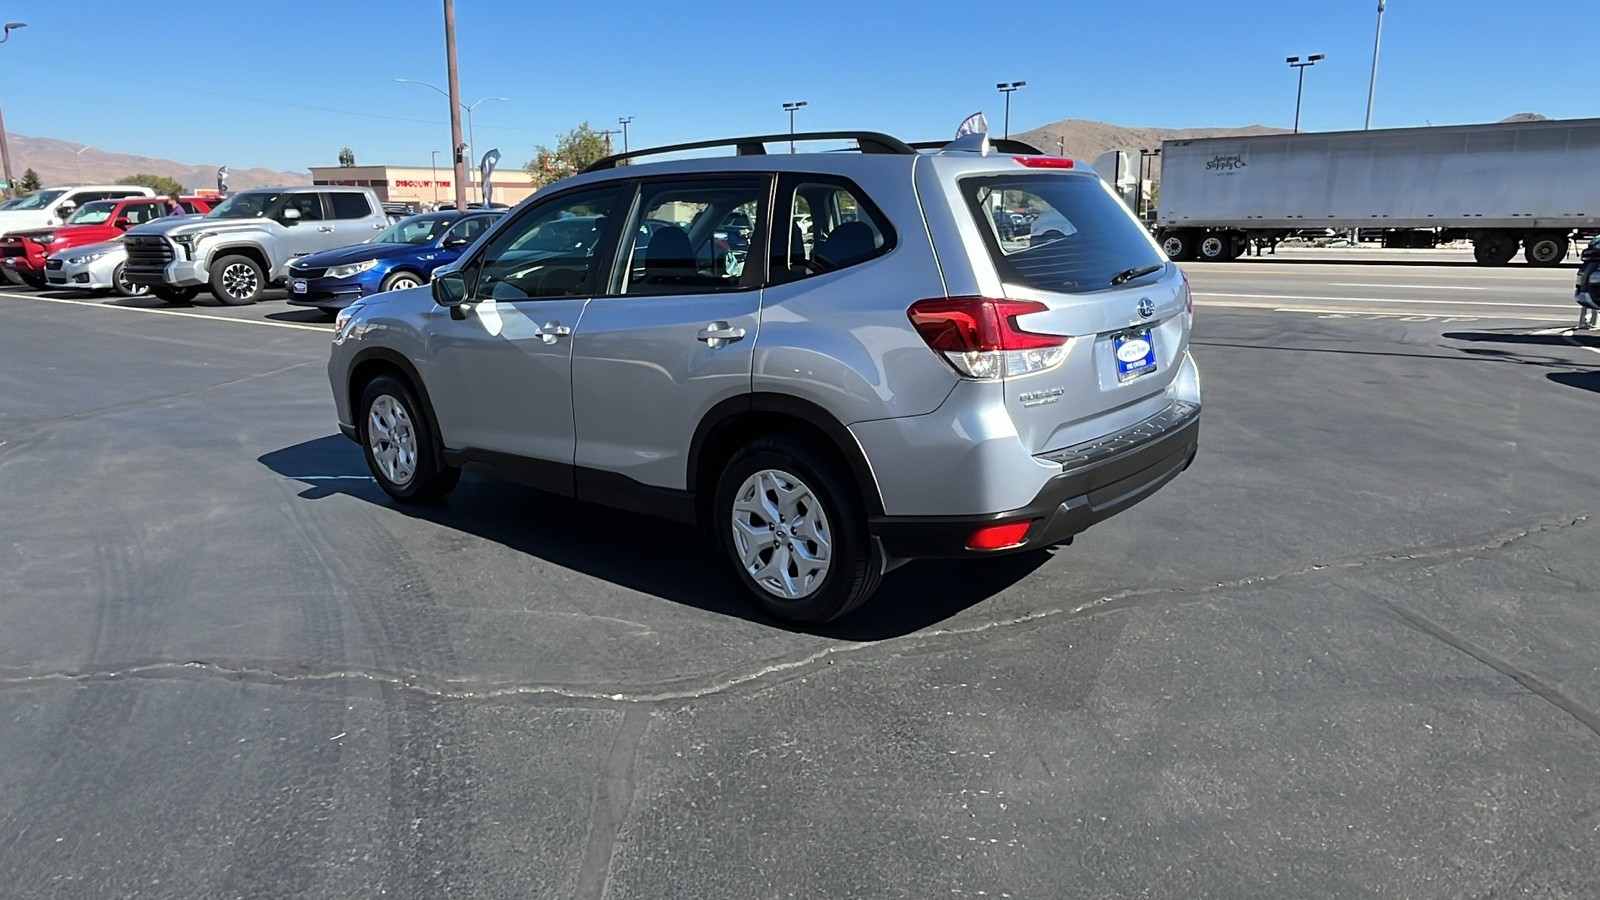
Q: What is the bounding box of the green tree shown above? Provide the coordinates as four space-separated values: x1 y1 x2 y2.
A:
338 147 356 167
117 173 187 195
523 122 610 187
16 168 41 193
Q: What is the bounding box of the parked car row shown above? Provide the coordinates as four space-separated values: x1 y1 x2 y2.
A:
0 182 503 314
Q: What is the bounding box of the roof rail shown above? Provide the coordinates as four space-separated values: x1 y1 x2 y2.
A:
909 137 1046 155
582 131 917 173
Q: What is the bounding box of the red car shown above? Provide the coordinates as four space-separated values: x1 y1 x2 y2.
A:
1 195 216 288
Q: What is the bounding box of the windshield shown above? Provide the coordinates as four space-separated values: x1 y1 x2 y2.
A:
372 214 455 245
206 191 284 219
66 201 117 225
11 189 67 211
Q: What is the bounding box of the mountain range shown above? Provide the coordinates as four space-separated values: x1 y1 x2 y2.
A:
2 133 310 192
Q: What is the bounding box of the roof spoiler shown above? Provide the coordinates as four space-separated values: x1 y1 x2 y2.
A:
908 135 1047 156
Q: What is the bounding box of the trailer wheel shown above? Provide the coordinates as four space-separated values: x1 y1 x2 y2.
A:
1159 229 1197 262
1198 232 1229 262
1472 233 1519 266
1524 233 1569 267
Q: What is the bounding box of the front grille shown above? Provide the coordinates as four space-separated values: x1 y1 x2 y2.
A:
44 258 62 270
124 235 174 272
289 266 327 279
1040 400 1200 471
0 243 24 258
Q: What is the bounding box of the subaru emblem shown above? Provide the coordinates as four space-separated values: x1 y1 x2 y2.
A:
1137 297 1155 318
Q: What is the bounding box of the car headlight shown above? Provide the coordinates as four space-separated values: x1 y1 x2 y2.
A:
327 259 380 279
31 233 55 245
333 304 365 343
66 250 109 265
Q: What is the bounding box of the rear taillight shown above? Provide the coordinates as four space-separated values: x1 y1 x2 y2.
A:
1012 156 1074 168
907 296 1070 380
966 520 1033 550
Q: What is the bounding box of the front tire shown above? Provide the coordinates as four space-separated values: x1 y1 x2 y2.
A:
111 263 150 298
210 254 266 305
714 435 881 624
358 375 459 503
18 270 46 290
380 270 424 293
152 286 200 304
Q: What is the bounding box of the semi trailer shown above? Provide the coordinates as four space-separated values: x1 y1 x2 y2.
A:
1153 117 1600 266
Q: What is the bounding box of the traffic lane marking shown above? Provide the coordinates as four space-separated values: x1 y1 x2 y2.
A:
1273 308 1570 322
1197 292 1573 310
1326 283 1490 291
2 293 334 332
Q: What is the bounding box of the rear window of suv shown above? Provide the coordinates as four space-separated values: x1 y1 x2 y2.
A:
960 174 1164 294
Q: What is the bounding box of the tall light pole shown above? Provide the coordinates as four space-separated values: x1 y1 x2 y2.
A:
0 23 26 199
783 101 807 153
430 149 440 205
442 0 467 210
619 116 634 153
1365 0 1386 129
1286 54 1324 134
996 81 1025 139
396 77 505 202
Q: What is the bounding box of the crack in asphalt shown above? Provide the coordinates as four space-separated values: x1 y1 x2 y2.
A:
1 511 1588 707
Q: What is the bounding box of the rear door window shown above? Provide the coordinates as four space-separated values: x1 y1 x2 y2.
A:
960 174 1165 293
327 192 373 219
768 175 894 284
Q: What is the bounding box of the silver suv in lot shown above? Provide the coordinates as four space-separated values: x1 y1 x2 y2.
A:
327 131 1201 622
124 186 388 304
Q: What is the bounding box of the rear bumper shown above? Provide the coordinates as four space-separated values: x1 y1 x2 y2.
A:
869 400 1200 559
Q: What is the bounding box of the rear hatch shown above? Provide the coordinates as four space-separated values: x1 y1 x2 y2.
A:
957 169 1189 455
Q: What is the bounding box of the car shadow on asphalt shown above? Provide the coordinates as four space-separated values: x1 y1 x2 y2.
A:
258 435 1049 640
1548 371 1600 394
1441 329 1600 371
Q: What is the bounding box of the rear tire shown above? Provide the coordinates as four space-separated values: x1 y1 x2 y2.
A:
152 286 199 304
713 434 881 624
111 263 150 298
209 254 266 305
358 374 460 503
1160 229 1197 262
1473 233 1519 266
1524 233 1568 267
1197 231 1230 262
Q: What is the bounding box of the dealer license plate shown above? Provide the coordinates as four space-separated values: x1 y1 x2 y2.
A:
291 279 307 294
1113 328 1157 382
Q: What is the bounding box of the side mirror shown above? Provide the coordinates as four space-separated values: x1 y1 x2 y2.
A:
432 269 469 319
112 217 131 230
280 207 302 225
56 204 76 218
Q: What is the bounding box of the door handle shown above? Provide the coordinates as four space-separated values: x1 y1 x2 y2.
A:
537 321 571 345
696 321 746 348
318 225 334 233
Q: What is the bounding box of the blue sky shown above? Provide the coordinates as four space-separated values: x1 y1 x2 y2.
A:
0 0 1581 173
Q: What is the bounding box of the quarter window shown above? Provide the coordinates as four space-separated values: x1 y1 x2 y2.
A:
469 187 619 301
768 176 893 284
617 178 767 295
327 192 373 220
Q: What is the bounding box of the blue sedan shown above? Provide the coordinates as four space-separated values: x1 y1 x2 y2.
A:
286 210 504 316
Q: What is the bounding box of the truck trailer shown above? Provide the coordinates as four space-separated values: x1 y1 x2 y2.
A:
1154 117 1600 266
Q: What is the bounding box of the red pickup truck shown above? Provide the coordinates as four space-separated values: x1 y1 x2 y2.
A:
1 195 216 288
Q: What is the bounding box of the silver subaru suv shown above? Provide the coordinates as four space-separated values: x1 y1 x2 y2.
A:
326 131 1201 623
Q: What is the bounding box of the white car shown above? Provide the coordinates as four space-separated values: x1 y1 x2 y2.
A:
0 185 154 234
43 239 145 297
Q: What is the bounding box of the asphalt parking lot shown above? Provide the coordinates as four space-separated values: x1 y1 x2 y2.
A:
2 250 1598 898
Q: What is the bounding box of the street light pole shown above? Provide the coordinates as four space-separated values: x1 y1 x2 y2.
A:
783 101 807 153
1365 0 1385 129
0 23 27 199
619 116 634 153
430 149 440 205
462 96 507 197
442 0 467 210
996 81 1025 139
1286 55 1324 134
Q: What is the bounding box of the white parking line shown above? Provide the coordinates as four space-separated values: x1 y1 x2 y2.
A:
5 294 334 332
1326 283 1490 291
1273 307 1569 322
1199 292 1571 310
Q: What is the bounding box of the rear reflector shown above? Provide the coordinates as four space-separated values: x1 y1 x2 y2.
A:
907 296 1069 380
966 520 1033 550
1012 156 1074 168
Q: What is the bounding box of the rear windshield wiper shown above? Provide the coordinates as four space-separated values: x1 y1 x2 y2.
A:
1110 263 1165 286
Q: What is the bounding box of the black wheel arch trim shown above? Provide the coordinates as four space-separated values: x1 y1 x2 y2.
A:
343 347 448 465
687 392 884 518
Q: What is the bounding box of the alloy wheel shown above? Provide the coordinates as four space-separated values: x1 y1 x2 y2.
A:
221 262 260 301
367 394 418 486
730 468 832 600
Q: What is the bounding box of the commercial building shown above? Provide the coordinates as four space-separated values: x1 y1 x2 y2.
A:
308 164 538 208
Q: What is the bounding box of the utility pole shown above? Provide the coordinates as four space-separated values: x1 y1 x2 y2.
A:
618 116 634 153
443 0 467 211
996 81 1025 139
1365 0 1386 129
0 23 27 199
597 129 622 155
